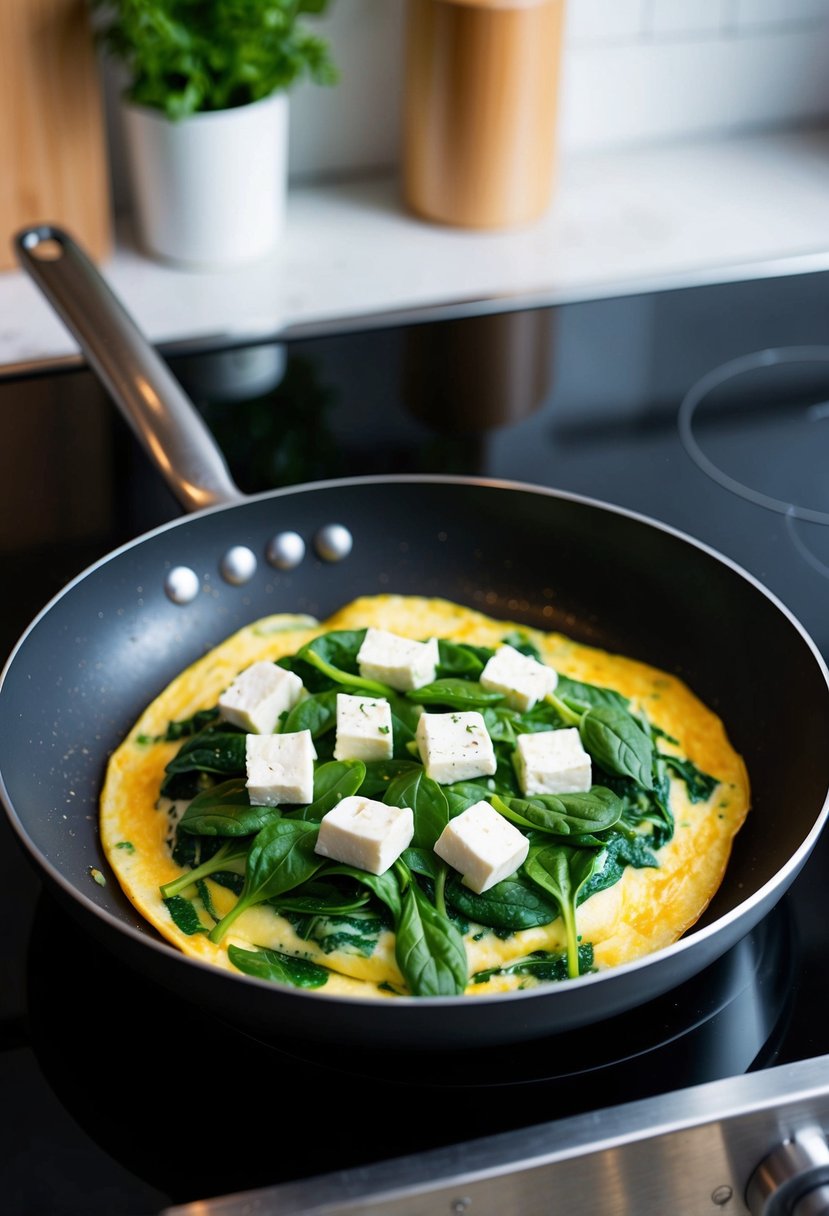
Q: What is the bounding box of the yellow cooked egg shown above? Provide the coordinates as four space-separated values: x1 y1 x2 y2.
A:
100 595 750 999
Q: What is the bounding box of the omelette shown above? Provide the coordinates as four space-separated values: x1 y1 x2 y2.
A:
100 595 750 999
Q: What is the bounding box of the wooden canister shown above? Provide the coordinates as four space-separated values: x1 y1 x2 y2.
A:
402 0 566 229
0 0 112 272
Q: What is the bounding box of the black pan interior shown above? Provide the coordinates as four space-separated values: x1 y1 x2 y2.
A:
2 477 828 1048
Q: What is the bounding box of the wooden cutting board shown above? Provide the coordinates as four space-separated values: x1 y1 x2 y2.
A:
0 0 112 272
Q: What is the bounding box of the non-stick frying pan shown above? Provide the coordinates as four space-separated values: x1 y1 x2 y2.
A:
3 225 828 1055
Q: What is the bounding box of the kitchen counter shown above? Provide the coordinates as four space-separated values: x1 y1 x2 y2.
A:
4 123 829 374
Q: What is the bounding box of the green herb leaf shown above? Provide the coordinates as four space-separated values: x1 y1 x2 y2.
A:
92 0 338 119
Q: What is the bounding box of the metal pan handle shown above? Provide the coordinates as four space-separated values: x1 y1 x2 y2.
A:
15 225 245 513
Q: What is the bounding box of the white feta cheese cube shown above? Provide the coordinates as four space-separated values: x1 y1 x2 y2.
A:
333 693 393 761
218 660 303 734
515 727 592 796
246 730 317 807
415 710 497 784
357 628 439 691
315 795 414 875
480 643 558 711
435 799 529 894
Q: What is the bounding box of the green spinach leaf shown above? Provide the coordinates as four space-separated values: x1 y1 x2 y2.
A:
228 944 329 989
209 818 322 943
555 676 629 714
160 727 247 797
293 759 366 822
177 777 278 836
437 639 487 678
660 753 719 803
395 881 468 996
447 873 560 931
160 838 250 899
406 679 505 710
281 688 338 737
524 844 607 979
163 894 206 935
385 768 450 851
491 786 622 837
580 706 655 791
473 944 595 985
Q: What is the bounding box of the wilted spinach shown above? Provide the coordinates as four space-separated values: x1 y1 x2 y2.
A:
228 944 329 989
491 787 622 837
524 844 607 979
208 819 322 943
394 870 468 996
177 777 278 836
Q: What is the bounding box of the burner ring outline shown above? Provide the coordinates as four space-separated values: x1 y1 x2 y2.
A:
678 345 829 527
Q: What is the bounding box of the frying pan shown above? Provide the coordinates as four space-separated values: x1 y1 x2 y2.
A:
3 225 829 1056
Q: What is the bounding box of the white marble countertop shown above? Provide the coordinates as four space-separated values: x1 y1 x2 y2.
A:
4 124 829 375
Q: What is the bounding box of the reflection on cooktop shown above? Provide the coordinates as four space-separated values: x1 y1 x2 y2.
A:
27 891 795 1206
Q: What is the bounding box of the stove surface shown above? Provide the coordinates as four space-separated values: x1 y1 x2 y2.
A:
3 268 829 1213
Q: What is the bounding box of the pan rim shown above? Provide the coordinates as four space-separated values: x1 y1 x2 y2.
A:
3 470 829 1017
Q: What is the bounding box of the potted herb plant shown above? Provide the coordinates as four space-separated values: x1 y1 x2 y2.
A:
91 0 337 268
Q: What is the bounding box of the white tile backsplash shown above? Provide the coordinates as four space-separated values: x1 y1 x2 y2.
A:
648 0 727 38
559 16 829 150
736 0 829 28
565 0 647 43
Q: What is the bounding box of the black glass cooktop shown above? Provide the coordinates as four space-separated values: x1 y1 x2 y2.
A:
3 267 829 1213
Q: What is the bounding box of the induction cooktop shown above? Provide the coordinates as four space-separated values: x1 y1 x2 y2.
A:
3 266 829 1214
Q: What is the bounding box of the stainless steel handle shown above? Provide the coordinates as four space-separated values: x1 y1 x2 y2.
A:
15 225 245 513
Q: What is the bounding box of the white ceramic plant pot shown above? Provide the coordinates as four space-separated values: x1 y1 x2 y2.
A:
121 92 289 269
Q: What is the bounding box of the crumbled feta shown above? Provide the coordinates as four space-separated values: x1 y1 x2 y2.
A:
315 795 414 875
415 710 497 784
218 660 303 734
357 628 439 691
434 799 529 894
246 730 317 806
333 693 393 762
480 643 558 711
515 727 592 796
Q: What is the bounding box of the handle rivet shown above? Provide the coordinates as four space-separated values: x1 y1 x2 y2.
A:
314 523 353 562
164 565 200 604
711 1186 732 1206
221 545 257 585
266 531 306 570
